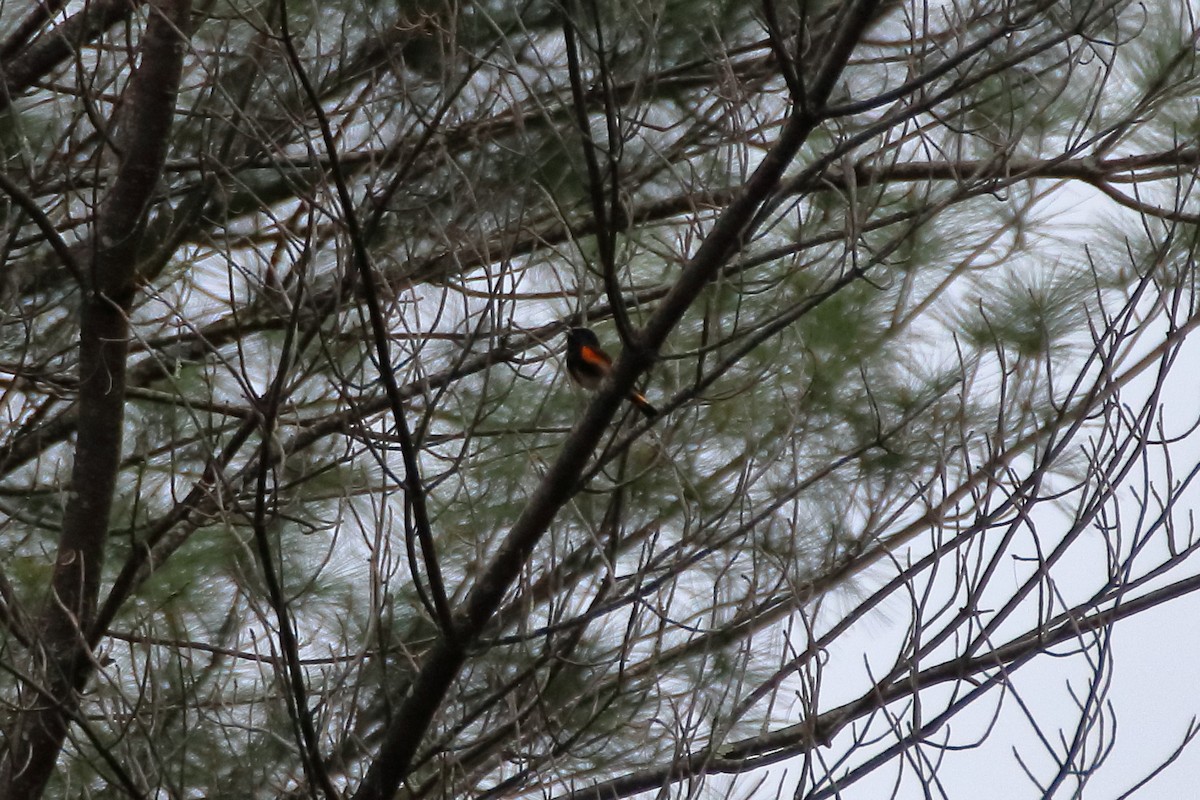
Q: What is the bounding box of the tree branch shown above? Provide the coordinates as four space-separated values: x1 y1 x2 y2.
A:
0 1 189 795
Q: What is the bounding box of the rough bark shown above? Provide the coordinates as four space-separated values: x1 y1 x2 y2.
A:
0 1 190 796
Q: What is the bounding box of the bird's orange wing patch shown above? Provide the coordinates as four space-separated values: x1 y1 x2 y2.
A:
579 345 611 368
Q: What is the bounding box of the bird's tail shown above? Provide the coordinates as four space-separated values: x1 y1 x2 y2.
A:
629 391 659 419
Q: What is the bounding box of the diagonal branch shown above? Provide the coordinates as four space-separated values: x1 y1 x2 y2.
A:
557 569 1200 800
347 3 886 799
0 0 146 112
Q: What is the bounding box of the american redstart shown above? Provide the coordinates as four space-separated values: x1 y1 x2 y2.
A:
565 327 658 418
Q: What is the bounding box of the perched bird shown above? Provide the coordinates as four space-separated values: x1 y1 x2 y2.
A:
565 327 659 418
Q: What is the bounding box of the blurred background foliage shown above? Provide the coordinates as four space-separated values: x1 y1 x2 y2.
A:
1 0 1199 797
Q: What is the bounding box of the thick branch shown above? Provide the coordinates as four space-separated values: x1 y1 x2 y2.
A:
347 3 885 799
0 1 189 795
0 0 144 112
557 570 1200 800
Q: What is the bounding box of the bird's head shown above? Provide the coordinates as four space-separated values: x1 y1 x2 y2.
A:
566 327 600 348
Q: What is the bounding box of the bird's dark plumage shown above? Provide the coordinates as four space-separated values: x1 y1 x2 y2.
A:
565 327 658 418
